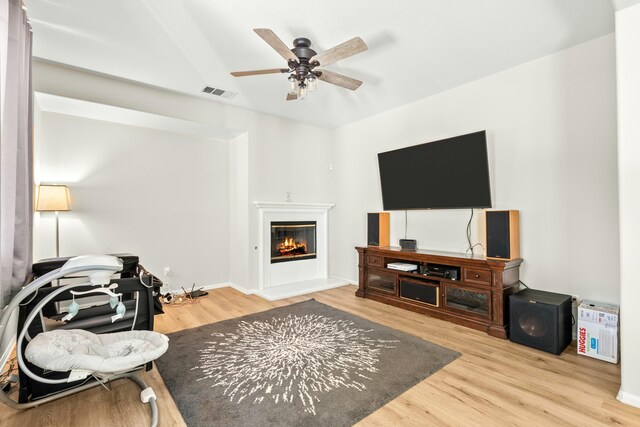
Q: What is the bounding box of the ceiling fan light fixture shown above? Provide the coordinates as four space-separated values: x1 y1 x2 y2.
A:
288 75 297 94
298 83 308 100
307 75 317 92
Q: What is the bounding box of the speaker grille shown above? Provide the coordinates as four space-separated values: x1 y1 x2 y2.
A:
486 211 510 259
367 213 380 246
400 280 439 306
518 312 549 337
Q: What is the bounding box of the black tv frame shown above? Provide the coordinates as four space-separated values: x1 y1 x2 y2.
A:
377 130 492 210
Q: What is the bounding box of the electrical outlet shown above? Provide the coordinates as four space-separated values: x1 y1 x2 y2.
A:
163 266 171 276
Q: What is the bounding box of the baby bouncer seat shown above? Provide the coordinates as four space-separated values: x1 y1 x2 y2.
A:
0 255 169 427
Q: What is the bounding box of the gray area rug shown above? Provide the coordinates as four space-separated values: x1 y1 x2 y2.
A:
155 299 460 427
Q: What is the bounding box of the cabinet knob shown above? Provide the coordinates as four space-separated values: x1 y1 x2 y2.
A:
475 274 480 278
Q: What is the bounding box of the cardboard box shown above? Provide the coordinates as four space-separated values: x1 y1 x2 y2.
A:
577 300 619 364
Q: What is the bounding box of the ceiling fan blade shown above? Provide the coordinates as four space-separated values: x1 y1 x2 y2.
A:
311 37 367 67
317 70 363 90
286 93 298 101
230 68 289 77
254 28 299 63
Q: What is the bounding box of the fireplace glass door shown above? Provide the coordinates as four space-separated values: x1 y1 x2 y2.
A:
271 221 317 263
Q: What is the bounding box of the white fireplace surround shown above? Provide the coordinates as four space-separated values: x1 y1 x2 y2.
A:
253 201 345 300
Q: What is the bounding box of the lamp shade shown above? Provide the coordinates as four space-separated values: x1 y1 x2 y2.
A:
35 185 71 211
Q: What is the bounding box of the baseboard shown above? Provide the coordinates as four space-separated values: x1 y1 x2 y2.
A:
253 277 352 301
193 279 354 301
331 276 358 286
617 389 640 408
200 282 255 295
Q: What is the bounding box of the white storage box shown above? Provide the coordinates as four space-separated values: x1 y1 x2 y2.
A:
577 300 619 364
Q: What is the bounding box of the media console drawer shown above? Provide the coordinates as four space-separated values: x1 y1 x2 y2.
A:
464 268 492 286
366 255 383 268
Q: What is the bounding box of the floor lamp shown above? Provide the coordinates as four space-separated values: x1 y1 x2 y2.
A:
36 184 71 258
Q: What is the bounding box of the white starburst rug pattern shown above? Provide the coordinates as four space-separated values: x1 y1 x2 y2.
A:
193 313 398 415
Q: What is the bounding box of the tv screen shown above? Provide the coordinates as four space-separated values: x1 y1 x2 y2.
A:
378 131 492 210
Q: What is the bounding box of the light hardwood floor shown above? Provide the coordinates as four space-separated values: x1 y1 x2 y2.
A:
1 285 638 426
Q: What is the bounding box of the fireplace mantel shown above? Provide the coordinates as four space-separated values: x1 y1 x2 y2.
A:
253 201 337 300
252 201 335 210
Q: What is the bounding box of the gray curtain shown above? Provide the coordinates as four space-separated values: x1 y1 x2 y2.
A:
0 0 33 307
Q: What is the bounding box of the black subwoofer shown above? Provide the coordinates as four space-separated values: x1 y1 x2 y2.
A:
509 289 571 355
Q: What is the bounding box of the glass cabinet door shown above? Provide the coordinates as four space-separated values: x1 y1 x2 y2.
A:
366 269 396 295
444 284 490 318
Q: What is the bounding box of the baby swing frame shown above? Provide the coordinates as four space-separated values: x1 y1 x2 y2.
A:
0 256 163 427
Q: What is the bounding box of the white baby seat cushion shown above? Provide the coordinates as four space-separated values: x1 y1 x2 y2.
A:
25 329 169 374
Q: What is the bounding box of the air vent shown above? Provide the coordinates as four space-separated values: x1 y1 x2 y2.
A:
202 86 237 99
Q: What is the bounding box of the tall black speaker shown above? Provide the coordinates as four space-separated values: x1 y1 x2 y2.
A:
509 289 572 355
486 210 520 260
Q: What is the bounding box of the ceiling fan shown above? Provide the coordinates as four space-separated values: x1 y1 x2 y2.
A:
230 29 368 101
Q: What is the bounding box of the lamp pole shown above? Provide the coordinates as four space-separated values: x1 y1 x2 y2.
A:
55 210 60 257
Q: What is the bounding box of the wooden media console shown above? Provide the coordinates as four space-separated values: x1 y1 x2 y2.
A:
355 246 523 339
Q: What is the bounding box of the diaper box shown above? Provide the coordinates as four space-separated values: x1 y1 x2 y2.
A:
577 300 619 364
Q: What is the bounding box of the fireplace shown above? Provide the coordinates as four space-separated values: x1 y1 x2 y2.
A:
255 201 334 295
271 221 317 263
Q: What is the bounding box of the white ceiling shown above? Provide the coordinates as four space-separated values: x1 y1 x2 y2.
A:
25 0 614 129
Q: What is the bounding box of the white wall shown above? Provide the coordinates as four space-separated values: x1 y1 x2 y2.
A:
32 61 334 291
615 1 640 408
329 34 619 303
229 133 250 289
243 114 333 289
33 34 619 304
33 112 230 290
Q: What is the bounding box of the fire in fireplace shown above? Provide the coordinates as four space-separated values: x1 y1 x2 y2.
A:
271 221 317 263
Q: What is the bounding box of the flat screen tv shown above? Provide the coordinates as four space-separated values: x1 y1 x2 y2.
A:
378 131 492 210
